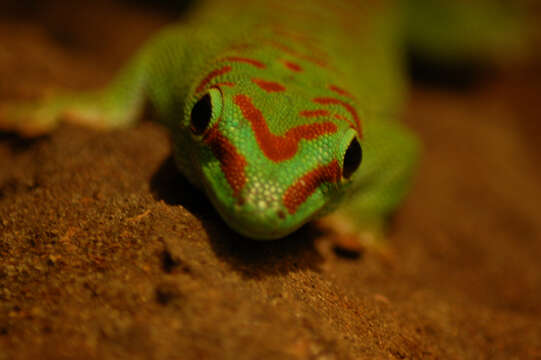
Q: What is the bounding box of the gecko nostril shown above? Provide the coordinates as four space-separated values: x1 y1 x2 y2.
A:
277 210 286 219
237 196 246 206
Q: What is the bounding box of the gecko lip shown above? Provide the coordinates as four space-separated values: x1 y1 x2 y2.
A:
219 203 305 240
205 183 313 240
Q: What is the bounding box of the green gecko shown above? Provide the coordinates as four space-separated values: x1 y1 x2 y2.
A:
0 0 528 240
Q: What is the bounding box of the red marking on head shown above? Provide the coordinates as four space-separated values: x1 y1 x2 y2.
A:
313 97 362 136
204 124 247 197
284 61 303 72
333 114 349 122
234 94 337 162
196 66 232 93
283 160 341 214
214 81 236 88
299 109 331 118
252 78 286 93
221 56 266 69
329 85 355 99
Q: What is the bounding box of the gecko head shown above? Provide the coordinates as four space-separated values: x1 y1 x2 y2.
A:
182 76 363 240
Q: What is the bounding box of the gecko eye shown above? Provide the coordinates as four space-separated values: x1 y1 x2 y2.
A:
190 88 223 136
342 137 362 179
190 94 212 135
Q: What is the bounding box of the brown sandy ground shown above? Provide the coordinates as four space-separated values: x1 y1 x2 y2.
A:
1 1 541 359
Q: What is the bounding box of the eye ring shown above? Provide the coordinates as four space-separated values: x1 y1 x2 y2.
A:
342 135 362 180
190 88 223 136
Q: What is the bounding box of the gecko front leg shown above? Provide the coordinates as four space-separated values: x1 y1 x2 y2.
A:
0 37 152 136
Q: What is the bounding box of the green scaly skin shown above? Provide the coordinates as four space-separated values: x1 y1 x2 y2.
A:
0 0 528 240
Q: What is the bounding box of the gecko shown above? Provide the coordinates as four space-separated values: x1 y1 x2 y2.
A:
0 0 528 241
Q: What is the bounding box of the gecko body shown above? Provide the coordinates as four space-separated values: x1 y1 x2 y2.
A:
0 0 527 240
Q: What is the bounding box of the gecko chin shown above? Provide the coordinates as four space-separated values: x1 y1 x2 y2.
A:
203 178 326 240
220 205 306 240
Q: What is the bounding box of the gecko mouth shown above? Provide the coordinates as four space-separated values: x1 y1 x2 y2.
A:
202 177 320 240
217 200 308 240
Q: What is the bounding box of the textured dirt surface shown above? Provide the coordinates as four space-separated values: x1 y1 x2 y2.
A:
1 1 541 359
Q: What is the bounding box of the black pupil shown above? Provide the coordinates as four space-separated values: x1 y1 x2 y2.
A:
190 94 212 135
343 137 362 179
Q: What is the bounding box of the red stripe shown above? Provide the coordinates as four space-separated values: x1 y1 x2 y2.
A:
252 78 286 93
333 114 351 125
283 160 341 214
204 124 247 197
284 61 303 72
214 81 236 88
196 66 232 93
329 85 355 99
221 56 266 69
234 94 337 162
299 109 331 117
313 97 362 136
